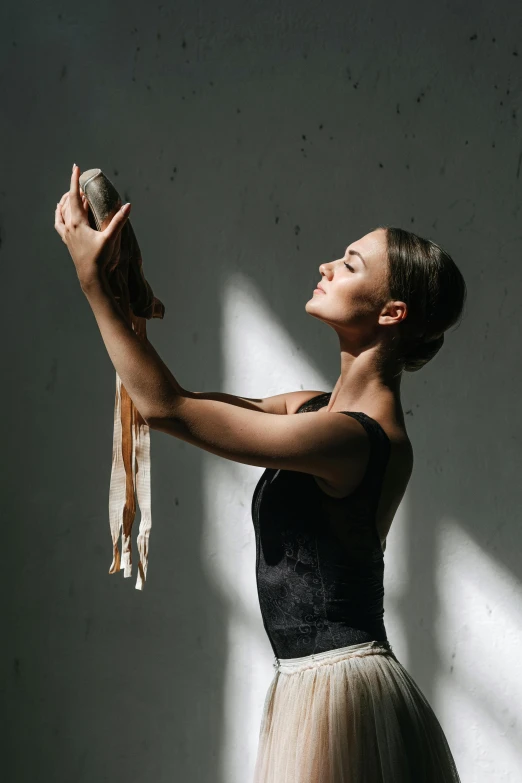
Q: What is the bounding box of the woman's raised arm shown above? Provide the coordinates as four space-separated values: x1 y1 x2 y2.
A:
145 392 366 485
144 338 326 416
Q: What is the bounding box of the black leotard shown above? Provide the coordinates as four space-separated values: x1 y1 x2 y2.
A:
251 391 392 660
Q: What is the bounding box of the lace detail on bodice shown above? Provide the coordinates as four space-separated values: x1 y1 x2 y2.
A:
251 392 392 659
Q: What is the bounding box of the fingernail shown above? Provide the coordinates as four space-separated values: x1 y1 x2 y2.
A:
121 202 131 212
72 163 76 172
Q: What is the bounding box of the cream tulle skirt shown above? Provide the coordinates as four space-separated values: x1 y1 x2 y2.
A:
253 639 461 783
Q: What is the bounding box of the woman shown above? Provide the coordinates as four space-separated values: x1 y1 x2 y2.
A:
56 166 465 782
248 226 466 783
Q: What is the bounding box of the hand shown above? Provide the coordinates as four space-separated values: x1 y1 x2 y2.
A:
54 164 132 291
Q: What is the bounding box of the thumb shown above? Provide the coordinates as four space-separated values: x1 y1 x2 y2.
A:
104 202 131 239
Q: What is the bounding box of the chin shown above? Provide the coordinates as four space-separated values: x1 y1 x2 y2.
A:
305 305 324 321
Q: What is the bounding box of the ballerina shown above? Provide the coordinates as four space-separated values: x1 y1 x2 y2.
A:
55 164 464 782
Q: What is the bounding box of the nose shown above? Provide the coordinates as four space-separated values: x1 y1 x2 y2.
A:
319 261 332 278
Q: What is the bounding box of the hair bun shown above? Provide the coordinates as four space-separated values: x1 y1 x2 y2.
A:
404 333 445 372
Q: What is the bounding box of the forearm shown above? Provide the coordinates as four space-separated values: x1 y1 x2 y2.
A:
82 275 186 421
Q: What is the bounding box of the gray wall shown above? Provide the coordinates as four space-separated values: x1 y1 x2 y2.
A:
2 0 522 780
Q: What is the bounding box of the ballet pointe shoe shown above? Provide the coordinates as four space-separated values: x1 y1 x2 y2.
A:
79 167 165 320
79 166 164 590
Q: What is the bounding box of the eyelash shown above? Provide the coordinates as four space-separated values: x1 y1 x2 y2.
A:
344 262 355 272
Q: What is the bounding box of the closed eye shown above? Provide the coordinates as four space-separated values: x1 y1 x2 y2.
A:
344 262 355 272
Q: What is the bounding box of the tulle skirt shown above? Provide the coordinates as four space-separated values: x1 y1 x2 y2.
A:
253 639 461 783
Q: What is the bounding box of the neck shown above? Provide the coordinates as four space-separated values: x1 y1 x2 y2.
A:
327 343 403 416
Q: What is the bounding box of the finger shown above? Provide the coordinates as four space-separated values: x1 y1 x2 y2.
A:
58 193 68 222
62 193 70 222
55 201 64 226
54 202 66 241
103 202 131 240
68 164 83 222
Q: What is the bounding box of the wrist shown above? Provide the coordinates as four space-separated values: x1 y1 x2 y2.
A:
81 267 117 302
80 272 105 296
82 271 131 328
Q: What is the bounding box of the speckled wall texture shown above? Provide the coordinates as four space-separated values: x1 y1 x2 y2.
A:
2 0 522 781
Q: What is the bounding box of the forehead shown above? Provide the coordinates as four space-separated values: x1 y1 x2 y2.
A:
347 229 386 258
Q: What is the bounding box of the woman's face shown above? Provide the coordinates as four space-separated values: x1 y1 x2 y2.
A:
305 229 392 339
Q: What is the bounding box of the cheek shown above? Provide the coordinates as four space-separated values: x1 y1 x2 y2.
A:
340 279 367 303
342 282 379 318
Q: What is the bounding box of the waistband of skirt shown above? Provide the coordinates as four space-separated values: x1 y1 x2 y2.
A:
273 639 394 674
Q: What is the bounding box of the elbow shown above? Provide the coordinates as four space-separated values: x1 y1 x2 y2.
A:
143 390 189 429
143 397 186 435
144 413 185 438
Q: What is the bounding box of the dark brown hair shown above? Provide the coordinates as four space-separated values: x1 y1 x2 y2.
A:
373 225 467 373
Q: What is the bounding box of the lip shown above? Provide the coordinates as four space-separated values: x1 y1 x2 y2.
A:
314 284 326 293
